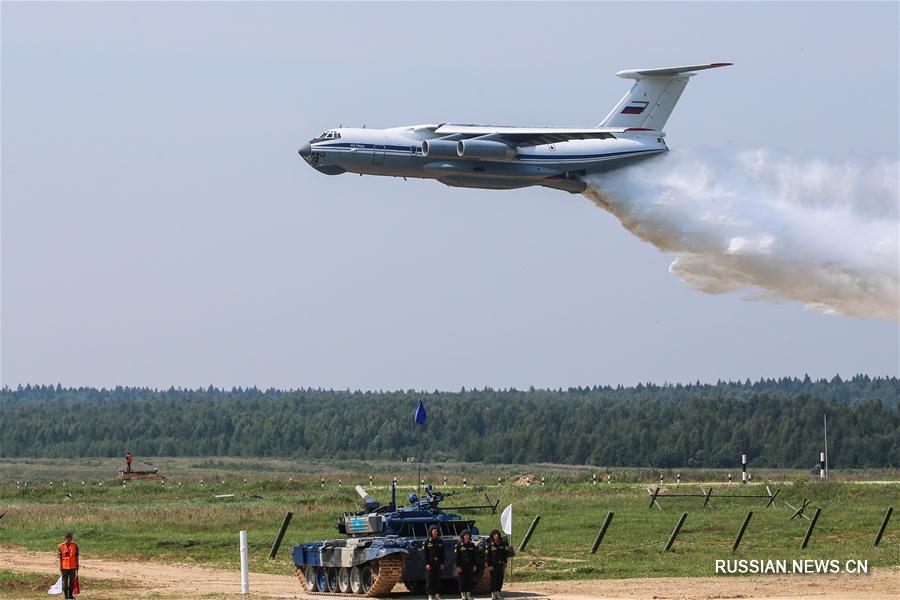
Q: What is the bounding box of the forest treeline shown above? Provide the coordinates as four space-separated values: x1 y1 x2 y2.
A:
1 376 897 467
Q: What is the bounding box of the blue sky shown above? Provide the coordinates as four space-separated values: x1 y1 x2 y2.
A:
2 2 898 389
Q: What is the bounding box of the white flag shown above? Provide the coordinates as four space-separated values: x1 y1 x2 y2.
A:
500 503 512 535
48 576 62 595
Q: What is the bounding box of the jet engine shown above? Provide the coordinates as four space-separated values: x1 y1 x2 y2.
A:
421 139 458 159
457 139 517 159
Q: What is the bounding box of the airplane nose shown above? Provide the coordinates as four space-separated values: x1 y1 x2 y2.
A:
298 142 312 158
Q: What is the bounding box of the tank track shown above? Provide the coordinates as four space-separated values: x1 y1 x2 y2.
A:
295 555 404 597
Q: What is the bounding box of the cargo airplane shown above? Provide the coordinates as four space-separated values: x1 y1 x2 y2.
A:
298 63 731 193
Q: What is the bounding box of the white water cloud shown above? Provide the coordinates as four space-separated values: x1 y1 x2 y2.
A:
583 150 899 321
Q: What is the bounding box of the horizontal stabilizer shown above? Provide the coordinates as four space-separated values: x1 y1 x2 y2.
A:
616 63 733 79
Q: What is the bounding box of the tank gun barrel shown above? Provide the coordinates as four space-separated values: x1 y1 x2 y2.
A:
355 485 380 511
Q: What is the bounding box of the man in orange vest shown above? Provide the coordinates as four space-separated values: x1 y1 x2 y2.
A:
126 452 133 473
57 532 79 599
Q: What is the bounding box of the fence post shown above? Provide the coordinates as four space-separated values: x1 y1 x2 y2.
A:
801 507 822 549
732 511 753 553
518 515 541 552
663 512 688 552
268 511 293 559
590 512 614 554
874 507 893 547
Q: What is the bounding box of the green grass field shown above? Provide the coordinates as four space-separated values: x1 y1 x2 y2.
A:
1 458 897 583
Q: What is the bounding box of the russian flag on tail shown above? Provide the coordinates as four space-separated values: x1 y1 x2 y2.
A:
621 100 649 115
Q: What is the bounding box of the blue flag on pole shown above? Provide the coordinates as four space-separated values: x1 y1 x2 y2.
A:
414 400 427 425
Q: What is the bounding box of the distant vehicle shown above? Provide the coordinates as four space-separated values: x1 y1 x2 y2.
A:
292 484 503 596
298 63 731 193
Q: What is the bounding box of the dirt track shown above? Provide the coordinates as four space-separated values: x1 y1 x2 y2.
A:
2 546 897 599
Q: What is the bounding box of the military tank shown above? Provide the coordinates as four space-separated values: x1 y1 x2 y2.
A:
292 483 506 596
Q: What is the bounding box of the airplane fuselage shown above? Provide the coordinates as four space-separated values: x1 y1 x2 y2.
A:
298 125 668 193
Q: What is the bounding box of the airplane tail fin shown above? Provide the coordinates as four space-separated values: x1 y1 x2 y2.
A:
599 63 732 130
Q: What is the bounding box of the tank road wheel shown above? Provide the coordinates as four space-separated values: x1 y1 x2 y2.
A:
338 567 352 593
295 566 311 592
303 566 317 593
326 568 339 593
350 566 364 594
316 566 329 592
360 564 374 594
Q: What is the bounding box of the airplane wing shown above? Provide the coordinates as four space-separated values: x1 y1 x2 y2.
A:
431 124 633 147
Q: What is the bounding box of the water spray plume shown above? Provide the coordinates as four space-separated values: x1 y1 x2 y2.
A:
583 149 899 321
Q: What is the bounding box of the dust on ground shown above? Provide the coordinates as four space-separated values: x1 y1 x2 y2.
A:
1 546 896 599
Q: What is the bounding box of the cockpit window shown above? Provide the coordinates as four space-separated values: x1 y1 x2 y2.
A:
312 130 341 143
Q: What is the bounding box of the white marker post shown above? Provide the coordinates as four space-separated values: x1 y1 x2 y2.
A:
819 452 826 479
240 530 249 594
741 454 747 485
